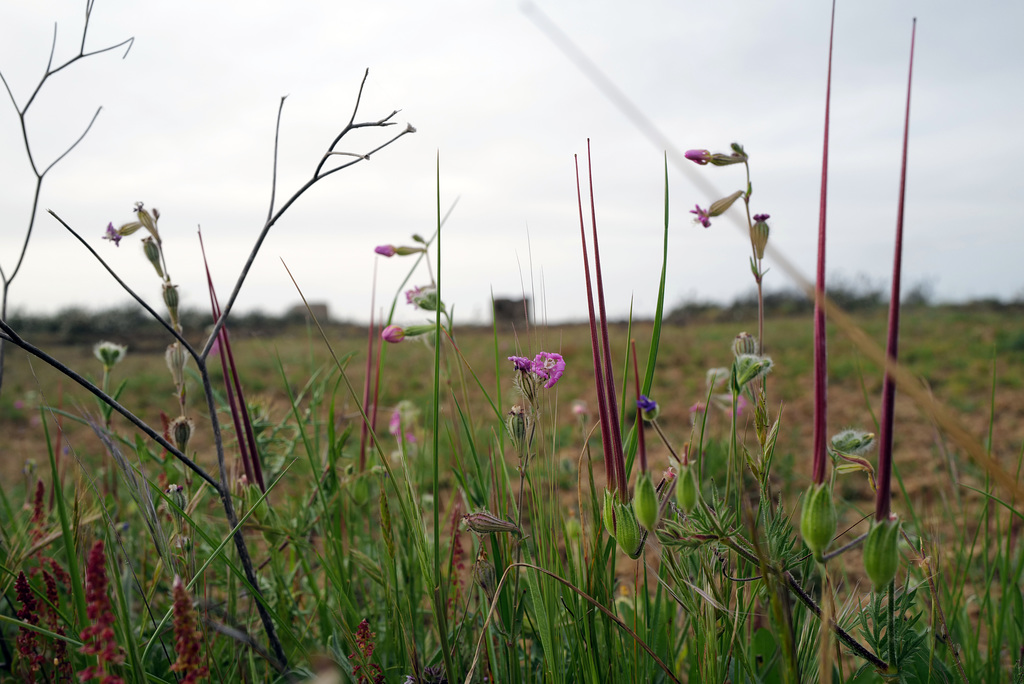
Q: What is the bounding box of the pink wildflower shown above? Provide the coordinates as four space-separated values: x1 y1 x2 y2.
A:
531 351 566 389
690 204 712 228
102 223 122 247
374 245 396 257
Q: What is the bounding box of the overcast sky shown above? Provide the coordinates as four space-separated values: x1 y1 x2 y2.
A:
2 0 1022 326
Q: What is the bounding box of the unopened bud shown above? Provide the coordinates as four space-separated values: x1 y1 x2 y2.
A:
675 463 699 514
632 473 659 531
733 354 773 388
394 246 426 256
614 502 644 559
170 415 194 453
165 484 187 520
863 515 901 591
350 477 370 506
463 511 521 535
708 190 745 217
750 214 770 259
473 551 497 603
142 237 163 278
732 332 757 357
800 482 837 562
381 325 405 344
831 429 876 456
506 406 531 454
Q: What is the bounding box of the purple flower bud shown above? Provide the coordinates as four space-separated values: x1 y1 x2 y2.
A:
753 213 770 222
375 245 397 257
381 325 405 343
690 204 712 228
637 395 659 421
507 355 532 372
685 149 711 165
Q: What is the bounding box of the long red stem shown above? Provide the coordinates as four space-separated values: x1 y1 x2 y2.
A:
876 19 916 522
575 156 618 494
812 0 837 486
586 142 627 497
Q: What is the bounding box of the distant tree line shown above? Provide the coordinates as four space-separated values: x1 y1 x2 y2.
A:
666 276 1023 325
5 305 359 349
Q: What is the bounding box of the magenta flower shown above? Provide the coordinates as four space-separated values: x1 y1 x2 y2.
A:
507 355 532 372
381 325 405 343
102 222 122 247
753 213 770 222
405 285 424 304
685 149 711 165
690 204 712 228
374 244 397 257
531 351 565 389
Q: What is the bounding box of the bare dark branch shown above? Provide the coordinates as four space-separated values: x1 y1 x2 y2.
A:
41 106 102 176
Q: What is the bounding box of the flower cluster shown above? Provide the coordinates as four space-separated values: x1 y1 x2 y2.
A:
15 572 44 680
170 576 209 683
78 540 125 684
349 619 384 684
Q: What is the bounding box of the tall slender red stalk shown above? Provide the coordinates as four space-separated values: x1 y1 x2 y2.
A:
199 232 264 491
876 20 916 522
575 153 622 496
811 0 837 486
586 142 628 495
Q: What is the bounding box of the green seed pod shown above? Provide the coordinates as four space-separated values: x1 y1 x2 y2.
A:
142 237 164 278
602 489 617 539
708 190 745 217
633 473 659 532
863 516 902 592
350 477 370 506
675 463 700 514
162 284 179 320
750 217 770 259
613 501 644 559
463 511 521 535
170 415 194 453
732 332 757 357
800 482 837 562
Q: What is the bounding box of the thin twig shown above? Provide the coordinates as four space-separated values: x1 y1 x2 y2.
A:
47 210 200 361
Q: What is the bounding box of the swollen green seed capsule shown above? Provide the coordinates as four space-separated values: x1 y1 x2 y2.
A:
142 237 164 278
613 501 644 559
800 482 837 562
675 464 699 514
602 489 617 538
633 473 658 531
863 516 901 592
